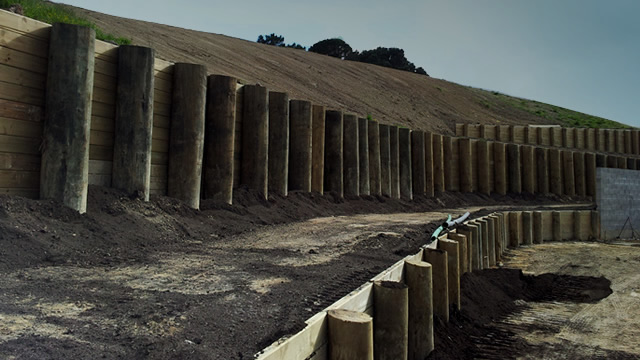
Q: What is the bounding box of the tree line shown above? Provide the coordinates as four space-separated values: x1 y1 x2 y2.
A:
257 33 427 76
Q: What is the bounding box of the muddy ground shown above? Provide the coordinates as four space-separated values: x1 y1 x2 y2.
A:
0 186 607 359
429 242 640 359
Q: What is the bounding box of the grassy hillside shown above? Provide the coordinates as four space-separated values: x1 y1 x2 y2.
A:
42 2 633 133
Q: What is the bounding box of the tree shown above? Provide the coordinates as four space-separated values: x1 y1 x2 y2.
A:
308 38 354 59
286 43 306 50
257 33 285 47
356 47 428 76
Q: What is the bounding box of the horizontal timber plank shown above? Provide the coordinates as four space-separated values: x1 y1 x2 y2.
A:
0 79 45 106
153 88 171 104
153 101 171 117
0 134 40 154
90 130 114 147
152 126 169 141
154 76 172 93
0 26 48 58
93 72 116 91
89 173 111 187
150 164 167 178
89 144 113 162
151 138 168 153
0 169 39 188
151 151 168 165
94 41 117 61
91 86 116 105
91 115 114 133
0 116 42 138
0 63 45 89
94 57 117 77
0 10 51 38
153 114 170 129
0 99 42 122
89 159 112 175
0 46 47 74
0 187 38 198
91 101 115 119
0 152 40 171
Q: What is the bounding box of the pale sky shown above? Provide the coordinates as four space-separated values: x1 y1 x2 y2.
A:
61 0 640 127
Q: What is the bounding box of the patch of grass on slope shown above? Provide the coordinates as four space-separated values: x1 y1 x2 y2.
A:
1 0 131 45
476 88 631 129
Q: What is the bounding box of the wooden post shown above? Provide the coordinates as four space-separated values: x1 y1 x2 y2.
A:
551 127 563 146
311 105 326 193
562 150 575 196
424 132 434 196
575 128 586 149
552 211 562 241
405 259 433 359
379 124 392 197
241 84 269 199
446 137 460 191
591 210 601 240
457 227 474 273
438 239 460 310
448 232 468 274
374 281 408 360
41 23 95 213
573 151 586 197
535 147 549 195
606 129 616 153
459 138 473 193
324 110 344 197
533 211 543 244
486 217 497 266
423 248 448 323
586 128 596 150
549 148 563 195
493 142 507 195
467 224 481 271
432 134 444 193
477 140 491 195
168 63 207 208
389 126 401 199
616 130 625 154
369 120 382 196
399 128 413 200
470 139 478 192
574 210 592 241
624 130 632 154
522 211 533 245
596 129 606 152
563 128 575 148
288 100 312 192
489 215 501 263
507 144 521 193
477 219 489 268
509 212 521 247
411 131 426 196
538 127 551 146
521 145 535 194
585 153 596 197
455 123 464 136
607 155 617 168
498 125 510 142
511 126 525 143
342 114 360 197
203 75 236 204
268 91 289 196
328 309 374 360
112 46 155 201
358 118 370 196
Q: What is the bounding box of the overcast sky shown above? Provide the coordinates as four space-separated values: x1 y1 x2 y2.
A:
61 0 640 127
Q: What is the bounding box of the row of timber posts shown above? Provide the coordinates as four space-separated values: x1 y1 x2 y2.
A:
36 23 637 214
457 123 640 156
326 209 602 359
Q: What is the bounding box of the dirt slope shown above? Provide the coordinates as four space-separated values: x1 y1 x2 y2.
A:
59 4 629 134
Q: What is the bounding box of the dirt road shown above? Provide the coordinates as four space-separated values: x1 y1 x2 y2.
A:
0 186 589 359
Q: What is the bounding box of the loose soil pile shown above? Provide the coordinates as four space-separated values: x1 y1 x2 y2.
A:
0 186 583 359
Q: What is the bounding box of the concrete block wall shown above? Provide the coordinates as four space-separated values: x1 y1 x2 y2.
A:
596 167 640 240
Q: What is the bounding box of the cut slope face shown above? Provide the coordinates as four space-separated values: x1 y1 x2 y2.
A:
61 4 627 133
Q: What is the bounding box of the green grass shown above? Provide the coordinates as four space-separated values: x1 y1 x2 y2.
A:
1 0 131 45
484 90 631 129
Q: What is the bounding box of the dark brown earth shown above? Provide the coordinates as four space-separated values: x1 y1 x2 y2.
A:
0 188 585 359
